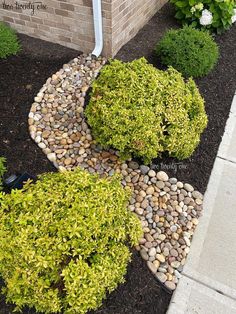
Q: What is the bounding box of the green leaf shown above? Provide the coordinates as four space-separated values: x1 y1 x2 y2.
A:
189 0 196 6
175 10 185 19
175 1 188 7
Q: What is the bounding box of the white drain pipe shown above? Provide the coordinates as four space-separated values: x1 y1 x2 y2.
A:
91 0 103 57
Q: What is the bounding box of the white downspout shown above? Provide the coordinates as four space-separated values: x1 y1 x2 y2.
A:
91 0 103 57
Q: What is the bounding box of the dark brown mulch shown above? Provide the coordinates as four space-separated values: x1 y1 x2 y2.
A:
0 2 235 314
0 34 74 177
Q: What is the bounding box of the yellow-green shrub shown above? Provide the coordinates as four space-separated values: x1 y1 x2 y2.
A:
0 157 6 189
85 58 208 164
0 168 142 314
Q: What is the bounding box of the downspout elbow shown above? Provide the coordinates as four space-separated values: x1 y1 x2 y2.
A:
92 0 103 57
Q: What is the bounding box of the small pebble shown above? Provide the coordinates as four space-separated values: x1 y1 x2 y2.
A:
156 171 168 181
156 254 165 263
184 183 194 192
148 170 156 177
156 272 167 283
165 281 176 290
147 261 157 274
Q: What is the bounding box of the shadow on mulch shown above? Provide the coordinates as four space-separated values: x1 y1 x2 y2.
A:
0 2 235 314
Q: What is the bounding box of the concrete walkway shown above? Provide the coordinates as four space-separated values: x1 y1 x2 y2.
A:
168 91 236 314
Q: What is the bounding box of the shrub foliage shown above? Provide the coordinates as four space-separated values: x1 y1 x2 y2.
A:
0 157 6 189
0 169 142 314
170 0 235 33
85 58 208 163
155 26 219 78
0 22 21 59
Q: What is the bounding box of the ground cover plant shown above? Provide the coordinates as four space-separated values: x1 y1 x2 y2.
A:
170 0 236 32
0 168 142 314
85 57 208 164
0 22 21 59
0 157 6 189
155 26 219 77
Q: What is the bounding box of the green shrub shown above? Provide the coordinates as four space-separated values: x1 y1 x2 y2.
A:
0 157 6 189
0 168 142 314
0 22 21 58
155 26 219 78
85 58 208 163
170 0 236 33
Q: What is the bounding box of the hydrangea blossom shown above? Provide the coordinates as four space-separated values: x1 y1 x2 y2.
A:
195 3 204 11
191 3 203 14
190 2 204 14
200 9 213 26
232 8 236 24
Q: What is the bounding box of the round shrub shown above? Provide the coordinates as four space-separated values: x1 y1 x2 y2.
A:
0 169 142 314
85 58 208 163
0 22 21 59
155 26 219 78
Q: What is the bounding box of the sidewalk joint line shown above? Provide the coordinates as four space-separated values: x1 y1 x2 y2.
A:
217 155 236 165
182 273 236 302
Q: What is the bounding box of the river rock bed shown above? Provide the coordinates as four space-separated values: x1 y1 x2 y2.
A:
28 53 203 291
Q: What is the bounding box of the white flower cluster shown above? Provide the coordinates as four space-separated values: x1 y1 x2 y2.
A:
199 9 213 26
232 8 236 24
190 2 236 27
190 2 204 14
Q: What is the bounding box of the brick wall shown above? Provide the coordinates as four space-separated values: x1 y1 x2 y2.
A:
0 0 166 57
111 0 167 56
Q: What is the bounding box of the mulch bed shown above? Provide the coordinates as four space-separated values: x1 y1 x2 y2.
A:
0 2 235 314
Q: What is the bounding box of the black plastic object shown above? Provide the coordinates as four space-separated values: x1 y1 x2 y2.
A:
3 172 36 190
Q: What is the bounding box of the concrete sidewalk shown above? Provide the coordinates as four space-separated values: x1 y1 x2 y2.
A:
168 91 236 314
